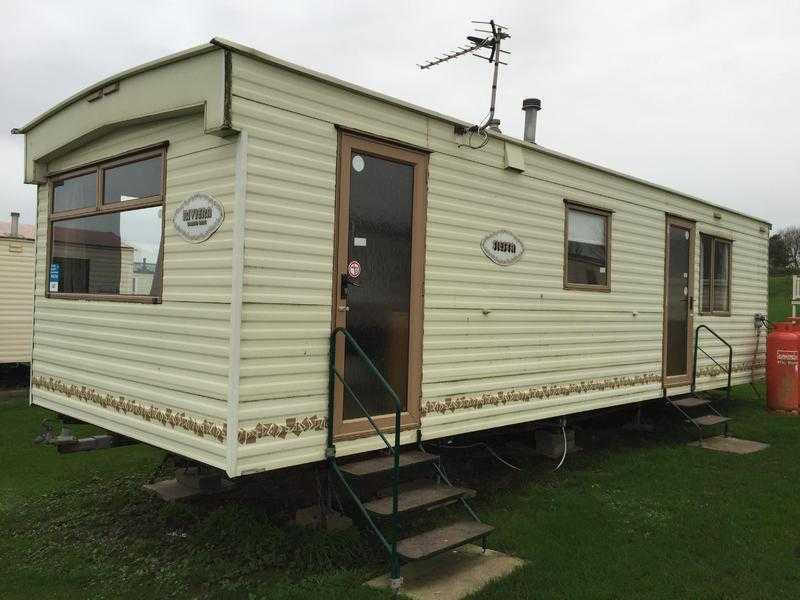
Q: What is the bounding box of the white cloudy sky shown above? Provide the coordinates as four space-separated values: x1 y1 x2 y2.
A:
1 0 798 228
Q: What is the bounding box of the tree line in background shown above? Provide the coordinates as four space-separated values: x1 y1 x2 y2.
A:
770 227 800 276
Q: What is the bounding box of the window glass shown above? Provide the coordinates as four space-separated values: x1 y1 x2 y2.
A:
713 240 730 312
103 156 162 204
700 235 713 312
567 208 608 286
53 172 96 212
699 234 731 315
50 207 162 295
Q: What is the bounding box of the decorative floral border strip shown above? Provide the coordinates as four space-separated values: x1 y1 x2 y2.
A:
422 372 662 417
30 376 327 445
238 415 327 444
697 360 764 379
422 360 765 417
33 360 764 443
32 376 228 442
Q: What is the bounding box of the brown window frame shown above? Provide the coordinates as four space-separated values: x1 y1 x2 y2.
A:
46 143 167 304
563 200 612 292
699 233 732 317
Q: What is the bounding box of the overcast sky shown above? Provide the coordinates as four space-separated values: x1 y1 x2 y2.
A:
1 0 798 229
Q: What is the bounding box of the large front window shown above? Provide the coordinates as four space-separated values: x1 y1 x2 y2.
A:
47 147 165 302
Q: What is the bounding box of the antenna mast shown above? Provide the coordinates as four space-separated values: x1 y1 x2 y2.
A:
418 19 510 146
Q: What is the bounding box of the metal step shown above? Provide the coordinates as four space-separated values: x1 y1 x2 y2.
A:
338 450 438 477
689 414 731 427
671 396 709 408
397 521 495 562
364 482 473 517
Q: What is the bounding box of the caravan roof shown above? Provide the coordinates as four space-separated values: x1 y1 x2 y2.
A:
13 37 770 227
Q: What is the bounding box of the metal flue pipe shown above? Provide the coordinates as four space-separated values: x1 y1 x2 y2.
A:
10 212 19 237
522 98 542 143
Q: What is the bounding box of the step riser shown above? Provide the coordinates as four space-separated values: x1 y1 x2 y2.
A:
365 483 474 517
367 497 464 518
671 397 709 408
397 521 495 562
689 415 731 427
339 450 438 477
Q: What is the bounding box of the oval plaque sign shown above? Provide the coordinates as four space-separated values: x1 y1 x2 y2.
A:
481 230 525 266
173 193 224 243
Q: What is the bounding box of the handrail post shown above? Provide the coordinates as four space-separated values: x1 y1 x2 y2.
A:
391 386 401 586
727 345 732 403
327 332 336 455
692 325 700 394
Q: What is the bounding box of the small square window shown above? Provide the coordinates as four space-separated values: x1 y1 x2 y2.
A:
564 202 611 291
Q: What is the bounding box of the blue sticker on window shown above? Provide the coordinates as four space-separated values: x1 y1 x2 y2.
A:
49 263 60 292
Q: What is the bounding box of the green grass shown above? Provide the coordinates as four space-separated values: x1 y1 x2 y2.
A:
769 274 792 323
0 396 391 600
3 387 800 599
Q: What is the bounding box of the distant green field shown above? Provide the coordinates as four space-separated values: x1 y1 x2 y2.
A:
769 274 792 322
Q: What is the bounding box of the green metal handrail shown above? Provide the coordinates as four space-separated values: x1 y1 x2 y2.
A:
691 324 733 403
327 327 403 583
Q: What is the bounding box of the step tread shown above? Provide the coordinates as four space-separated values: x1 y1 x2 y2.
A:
339 450 437 477
671 396 709 408
397 521 494 561
364 483 472 516
690 414 731 426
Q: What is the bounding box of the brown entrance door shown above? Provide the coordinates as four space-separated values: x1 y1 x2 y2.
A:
331 132 427 440
663 216 696 387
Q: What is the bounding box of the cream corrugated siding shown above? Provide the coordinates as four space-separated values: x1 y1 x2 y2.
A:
0 237 34 363
231 89 337 472
422 121 765 438
30 112 237 470
228 52 766 474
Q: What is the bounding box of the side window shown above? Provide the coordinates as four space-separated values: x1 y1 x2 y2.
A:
48 147 165 302
700 234 732 315
564 202 611 291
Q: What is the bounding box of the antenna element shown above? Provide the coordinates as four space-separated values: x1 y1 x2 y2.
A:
418 19 510 146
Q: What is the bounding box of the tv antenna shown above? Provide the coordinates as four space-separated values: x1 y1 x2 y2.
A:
418 20 510 148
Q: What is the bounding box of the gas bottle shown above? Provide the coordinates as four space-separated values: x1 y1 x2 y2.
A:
766 322 800 412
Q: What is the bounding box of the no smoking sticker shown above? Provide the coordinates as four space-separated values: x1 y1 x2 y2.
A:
348 260 362 279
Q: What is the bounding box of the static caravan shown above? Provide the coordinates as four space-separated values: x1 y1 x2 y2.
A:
14 38 769 476
0 213 35 364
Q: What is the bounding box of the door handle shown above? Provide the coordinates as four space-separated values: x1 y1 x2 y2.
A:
340 273 360 298
337 305 350 312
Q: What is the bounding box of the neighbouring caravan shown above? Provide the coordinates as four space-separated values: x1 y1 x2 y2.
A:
14 39 769 479
0 213 35 364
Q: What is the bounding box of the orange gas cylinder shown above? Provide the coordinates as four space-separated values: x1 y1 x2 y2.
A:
766 322 800 412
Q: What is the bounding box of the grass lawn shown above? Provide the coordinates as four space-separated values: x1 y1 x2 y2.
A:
769 274 793 323
2 385 799 599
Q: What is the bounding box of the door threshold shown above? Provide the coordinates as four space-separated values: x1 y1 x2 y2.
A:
334 422 420 443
